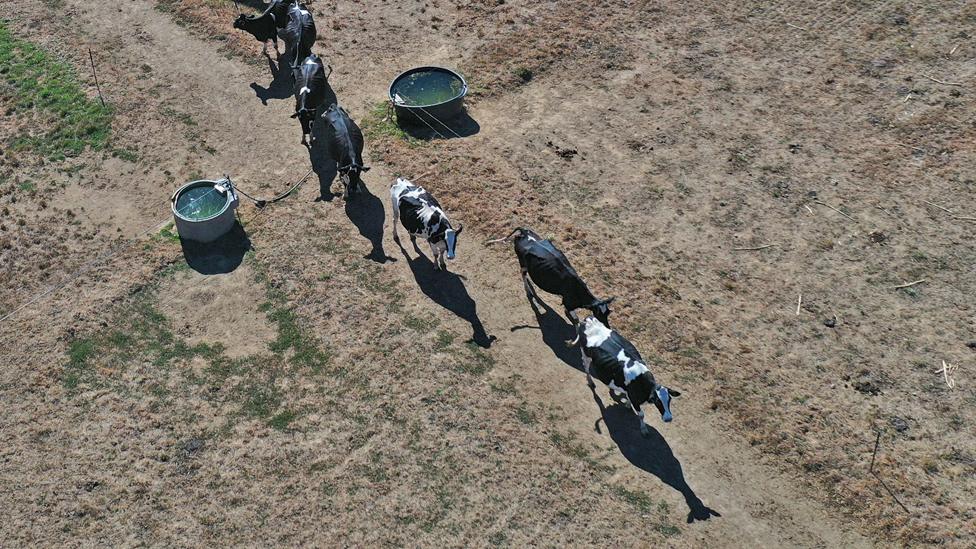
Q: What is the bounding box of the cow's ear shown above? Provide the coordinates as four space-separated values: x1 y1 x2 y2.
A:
290 112 299 118
361 166 371 172
455 223 463 235
606 296 616 305
669 388 681 397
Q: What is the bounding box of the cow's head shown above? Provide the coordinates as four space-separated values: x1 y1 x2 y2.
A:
651 384 681 422
444 223 463 260
589 297 615 326
232 14 248 29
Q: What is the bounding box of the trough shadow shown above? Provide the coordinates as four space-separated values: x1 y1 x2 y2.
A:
400 111 480 140
591 390 721 524
179 221 252 275
345 185 395 263
396 239 494 348
250 55 293 105
511 299 581 372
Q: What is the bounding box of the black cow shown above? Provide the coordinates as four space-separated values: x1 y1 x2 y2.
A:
391 177 463 270
279 2 316 69
487 227 613 331
572 316 681 436
231 0 293 57
290 54 332 146
322 104 369 199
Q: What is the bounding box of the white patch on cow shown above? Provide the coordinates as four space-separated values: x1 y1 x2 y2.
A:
617 349 649 383
304 57 316 66
298 86 311 95
582 318 613 348
608 380 627 398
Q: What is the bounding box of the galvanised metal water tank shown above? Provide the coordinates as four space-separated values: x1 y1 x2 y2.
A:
171 177 239 243
390 66 468 127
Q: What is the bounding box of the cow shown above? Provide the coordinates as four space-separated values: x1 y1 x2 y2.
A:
571 316 680 436
290 54 332 146
279 2 316 69
486 227 614 333
390 177 463 271
322 103 369 198
231 0 293 57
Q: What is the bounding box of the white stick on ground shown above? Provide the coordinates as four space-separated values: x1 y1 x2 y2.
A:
814 200 856 222
796 294 802 315
920 73 963 86
893 279 926 289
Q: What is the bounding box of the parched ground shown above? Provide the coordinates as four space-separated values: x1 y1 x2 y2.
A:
1 0 973 546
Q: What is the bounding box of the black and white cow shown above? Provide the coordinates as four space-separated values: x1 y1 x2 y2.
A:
279 2 316 68
322 103 369 198
390 177 463 270
487 227 614 330
572 316 680 436
231 0 293 56
290 54 331 146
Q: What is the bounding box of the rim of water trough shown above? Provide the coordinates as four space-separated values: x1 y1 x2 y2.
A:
388 66 468 108
171 179 234 223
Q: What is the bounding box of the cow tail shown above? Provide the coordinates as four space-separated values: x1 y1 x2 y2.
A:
484 228 520 246
568 321 585 347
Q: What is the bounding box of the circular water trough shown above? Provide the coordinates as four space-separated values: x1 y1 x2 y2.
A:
171 177 239 243
389 66 468 127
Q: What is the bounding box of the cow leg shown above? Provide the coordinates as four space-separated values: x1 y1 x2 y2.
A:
566 307 580 327
428 241 442 270
609 381 628 403
390 195 400 241
581 350 595 389
300 118 310 146
410 235 422 255
637 409 649 436
563 308 581 346
521 269 540 308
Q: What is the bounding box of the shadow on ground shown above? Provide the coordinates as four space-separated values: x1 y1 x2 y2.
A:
591 390 721 524
250 54 293 105
396 238 494 347
179 221 252 275
511 298 581 371
400 111 480 140
345 186 395 263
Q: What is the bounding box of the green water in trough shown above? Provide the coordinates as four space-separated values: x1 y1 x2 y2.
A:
391 70 464 106
175 185 228 220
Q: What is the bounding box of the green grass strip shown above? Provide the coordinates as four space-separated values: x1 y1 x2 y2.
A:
0 20 112 160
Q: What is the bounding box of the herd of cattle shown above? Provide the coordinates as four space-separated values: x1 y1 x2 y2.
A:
233 0 679 434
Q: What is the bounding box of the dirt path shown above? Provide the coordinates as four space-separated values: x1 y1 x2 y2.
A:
24 0 874 545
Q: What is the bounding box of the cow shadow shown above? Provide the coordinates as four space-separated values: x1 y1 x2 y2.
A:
396 239 494 347
250 55 293 105
179 221 252 275
591 390 721 524
511 298 581 372
399 111 480 140
344 186 395 263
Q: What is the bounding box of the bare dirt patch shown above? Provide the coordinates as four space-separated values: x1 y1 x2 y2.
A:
2 0 974 547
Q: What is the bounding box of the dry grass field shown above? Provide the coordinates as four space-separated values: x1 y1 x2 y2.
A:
1 0 974 546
